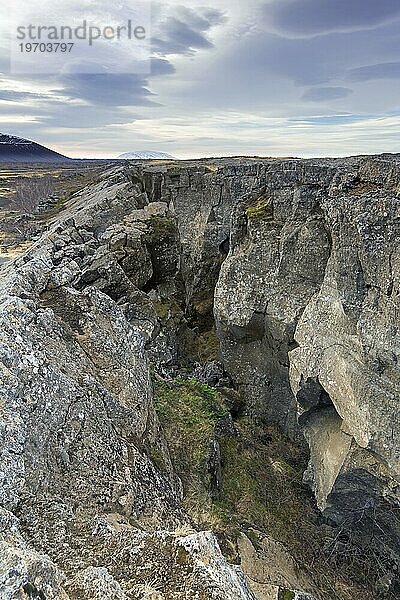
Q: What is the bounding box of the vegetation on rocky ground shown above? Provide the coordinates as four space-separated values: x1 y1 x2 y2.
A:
245 196 273 220
153 375 384 600
0 165 103 255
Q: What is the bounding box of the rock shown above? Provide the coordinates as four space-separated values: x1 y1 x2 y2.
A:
210 156 399 567
66 567 127 599
215 167 333 435
287 159 400 554
177 531 258 600
238 532 316 600
207 437 222 500
194 360 232 388
0 164 256 599
0 156 399 599
0 508 68 600
301 407 353 510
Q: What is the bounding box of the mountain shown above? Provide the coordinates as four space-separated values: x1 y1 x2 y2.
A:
0 133 69 162
117 151 175 160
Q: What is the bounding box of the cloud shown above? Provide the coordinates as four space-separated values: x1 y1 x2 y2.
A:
150 58 176 76
1 1 400 157
262 0 400 38
152 6 227 55
302 86 353 102
52 60 176 107
0 88 122 128
48 58 175 113
349 61 400 81
0 90 42 101
108 111 400 159
0 115 39 123
170 6 400 115
0 58 174 134
41 103 140 129
53 73 153 106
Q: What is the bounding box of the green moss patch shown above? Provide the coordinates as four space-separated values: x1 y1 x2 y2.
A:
153 377 228 493
153 376 377 599
214 418 309 535
147 215 177 241
153 376 308 537
245 197 273 220
153 298 181 321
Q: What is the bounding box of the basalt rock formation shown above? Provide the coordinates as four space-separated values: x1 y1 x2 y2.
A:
0 156 399 599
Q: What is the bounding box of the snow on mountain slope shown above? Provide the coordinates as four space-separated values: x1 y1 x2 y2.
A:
117 151 175 160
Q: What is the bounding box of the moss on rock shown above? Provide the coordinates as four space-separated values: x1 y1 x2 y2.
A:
153 376 377 599
245 197 273 221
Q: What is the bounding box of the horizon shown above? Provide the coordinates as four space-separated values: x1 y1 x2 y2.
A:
2 130 400 162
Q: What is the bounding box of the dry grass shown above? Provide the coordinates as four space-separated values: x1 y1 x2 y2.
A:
0 164 104 254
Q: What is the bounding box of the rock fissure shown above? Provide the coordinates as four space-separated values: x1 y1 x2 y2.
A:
0 156 399 599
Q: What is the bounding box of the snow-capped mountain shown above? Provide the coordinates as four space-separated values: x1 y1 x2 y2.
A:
117 151 175 160
0 133 69 162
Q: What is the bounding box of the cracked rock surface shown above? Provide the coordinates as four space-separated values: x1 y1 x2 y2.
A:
0 166 256 599
0 156 399 599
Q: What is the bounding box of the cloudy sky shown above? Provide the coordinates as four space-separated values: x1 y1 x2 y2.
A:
0 0 399 158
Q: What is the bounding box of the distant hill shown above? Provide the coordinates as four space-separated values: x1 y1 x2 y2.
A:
0 133 69 162
117 151 175 160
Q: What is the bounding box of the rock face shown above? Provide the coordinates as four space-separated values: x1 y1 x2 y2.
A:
213 156 400 563
0 166 256 598
0 156 399 599
290 172 400 514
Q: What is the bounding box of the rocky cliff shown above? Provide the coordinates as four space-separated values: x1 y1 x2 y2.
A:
0 156 398 599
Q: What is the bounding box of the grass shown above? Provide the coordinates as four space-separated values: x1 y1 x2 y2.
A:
153 377 229 522
148 443 167 471
153 375 380 600
213 417 310 535
186 326 221 363
148 215 177 238
153 375 310 536
0 164 104 212
0 165 105 253
153 377 227 452
153 298 181 321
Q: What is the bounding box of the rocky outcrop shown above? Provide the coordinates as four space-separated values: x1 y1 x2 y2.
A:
0 155 399 599
214 169 332 435
0 166 256 598
238 532 317 600
212 156 400 594
290 168 400 514
214 156 399 569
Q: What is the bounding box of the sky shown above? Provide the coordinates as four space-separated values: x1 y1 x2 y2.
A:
0 0 399 158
